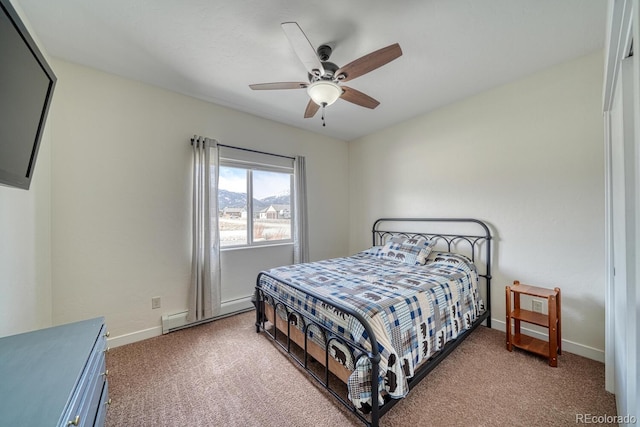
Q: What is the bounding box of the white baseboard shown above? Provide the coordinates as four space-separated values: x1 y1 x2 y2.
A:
107 296 255 348
220 296 254 317
491 318 605 363
107 325 162 348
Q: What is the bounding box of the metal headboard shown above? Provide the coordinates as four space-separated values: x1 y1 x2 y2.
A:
372 218 492 327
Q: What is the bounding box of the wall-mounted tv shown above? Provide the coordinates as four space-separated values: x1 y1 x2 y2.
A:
0 0 56 190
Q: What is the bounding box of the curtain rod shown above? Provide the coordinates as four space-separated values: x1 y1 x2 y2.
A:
190 137 295 161
218 144 295 161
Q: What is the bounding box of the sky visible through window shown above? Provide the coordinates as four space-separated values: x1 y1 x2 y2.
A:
219 167 290 199
218 166 246 196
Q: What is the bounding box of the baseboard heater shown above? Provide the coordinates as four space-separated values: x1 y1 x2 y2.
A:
161 296 253 334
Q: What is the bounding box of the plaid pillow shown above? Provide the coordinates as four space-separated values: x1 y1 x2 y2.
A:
376 237 433 265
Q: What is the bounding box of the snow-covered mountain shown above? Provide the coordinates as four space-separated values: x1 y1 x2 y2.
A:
218 189 290 212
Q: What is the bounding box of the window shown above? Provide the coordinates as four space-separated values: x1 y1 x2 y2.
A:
218 150 293 248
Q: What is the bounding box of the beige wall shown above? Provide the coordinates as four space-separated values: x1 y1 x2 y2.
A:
0 129 52 337
348 51 605 360
49 59 349 340
0 0 52 338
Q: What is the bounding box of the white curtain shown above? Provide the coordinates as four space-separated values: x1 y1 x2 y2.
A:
293 155 309 264
187 136 221 323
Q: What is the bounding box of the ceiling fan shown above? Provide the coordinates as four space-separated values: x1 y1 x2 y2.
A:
249 22 402 126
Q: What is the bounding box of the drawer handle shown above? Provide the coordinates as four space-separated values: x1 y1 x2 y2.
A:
104 346 110 353
67 415 80 426
102 369 109 377
106 398 112 406
104 331 110 338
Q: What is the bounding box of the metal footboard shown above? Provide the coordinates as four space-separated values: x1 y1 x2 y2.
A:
255 270 383 426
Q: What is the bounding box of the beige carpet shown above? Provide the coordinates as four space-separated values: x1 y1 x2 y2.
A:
106 311 616 426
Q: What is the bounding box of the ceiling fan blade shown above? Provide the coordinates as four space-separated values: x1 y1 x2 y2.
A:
281 22 325 77
340 86 380 109
249 82 308 90
335 43 402 82
304 99 320 118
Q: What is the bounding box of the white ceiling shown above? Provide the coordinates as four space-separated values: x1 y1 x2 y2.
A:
18 0 607 141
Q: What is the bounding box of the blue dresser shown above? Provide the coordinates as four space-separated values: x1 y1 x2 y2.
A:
0 317 109 426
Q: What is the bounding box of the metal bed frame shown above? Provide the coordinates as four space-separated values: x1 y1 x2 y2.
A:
254 218 492 427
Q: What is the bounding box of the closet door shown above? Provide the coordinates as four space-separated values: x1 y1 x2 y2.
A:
604 2 639 423
609 57 635 417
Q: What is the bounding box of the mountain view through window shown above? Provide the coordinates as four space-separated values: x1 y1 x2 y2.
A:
218 166 292 247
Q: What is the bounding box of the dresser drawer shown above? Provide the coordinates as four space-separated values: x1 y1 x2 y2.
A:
94 381 109 427
83 352 107 425
61 324 108 427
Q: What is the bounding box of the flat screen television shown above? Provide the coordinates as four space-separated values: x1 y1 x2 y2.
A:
0 0 56 190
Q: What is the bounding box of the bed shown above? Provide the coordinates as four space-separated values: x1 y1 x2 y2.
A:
254 218 492 427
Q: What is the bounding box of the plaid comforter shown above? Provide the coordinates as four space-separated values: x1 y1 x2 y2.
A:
257 250 485 412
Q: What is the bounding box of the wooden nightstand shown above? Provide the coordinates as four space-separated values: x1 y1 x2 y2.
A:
505 280 561 367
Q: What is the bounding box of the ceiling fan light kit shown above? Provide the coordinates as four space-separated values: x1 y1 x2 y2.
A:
307 81 342 106
249 21 402 126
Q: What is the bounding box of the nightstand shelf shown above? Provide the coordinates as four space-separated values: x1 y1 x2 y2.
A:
509 308 549 327
506 281 561 367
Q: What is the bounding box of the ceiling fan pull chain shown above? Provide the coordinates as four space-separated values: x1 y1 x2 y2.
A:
321 102 327 127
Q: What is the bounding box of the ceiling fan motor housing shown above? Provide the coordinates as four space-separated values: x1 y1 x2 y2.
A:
317 44 332 61
308 61 339 82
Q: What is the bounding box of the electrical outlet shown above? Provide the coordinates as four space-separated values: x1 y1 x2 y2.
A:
152 297 161 309
532 299 543 313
